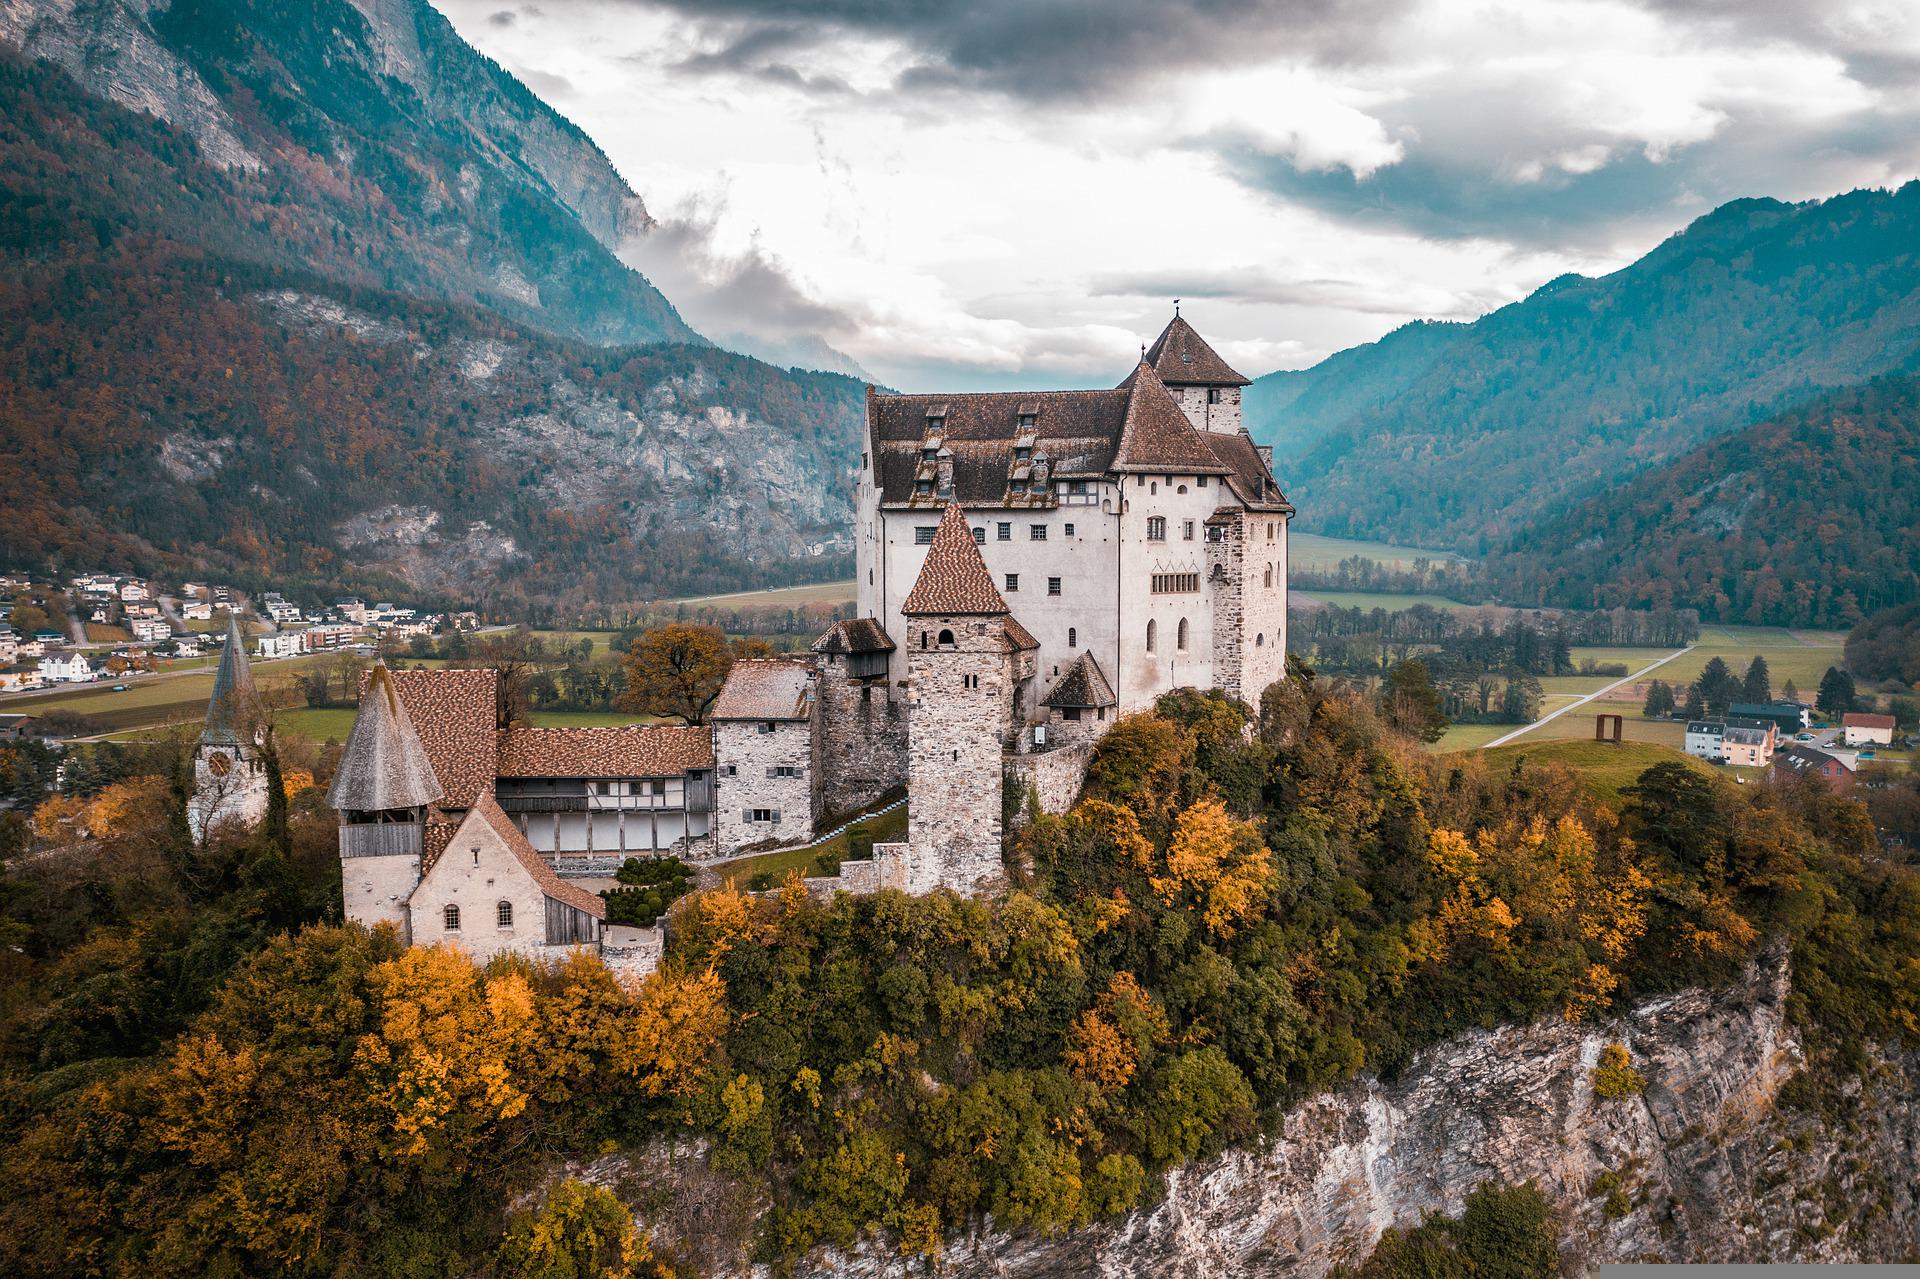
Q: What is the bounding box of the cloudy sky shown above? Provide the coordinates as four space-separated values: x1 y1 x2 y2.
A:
438 0 1920 390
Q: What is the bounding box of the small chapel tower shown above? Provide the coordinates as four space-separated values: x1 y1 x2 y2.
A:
895 501 1036 896
329 663 444 941
187 613 270 840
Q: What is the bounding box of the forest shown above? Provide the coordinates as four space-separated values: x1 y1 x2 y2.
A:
1 662 1915 1276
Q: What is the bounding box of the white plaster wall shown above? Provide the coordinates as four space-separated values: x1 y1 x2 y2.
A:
342 851 419 942
1115 472 1228 709
408 817 589 965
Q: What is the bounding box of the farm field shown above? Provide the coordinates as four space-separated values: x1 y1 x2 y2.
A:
659 580 856 609
1289 532 1464 572
1 652 330 735
1431 722 1510 751
1291 590 1473 613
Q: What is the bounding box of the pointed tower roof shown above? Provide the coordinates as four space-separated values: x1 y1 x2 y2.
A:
902 502 1009 616
1143 313 1249 387
327 664 446 812
201 613 261 745
1112 359 1234 474
1044 653 1118 708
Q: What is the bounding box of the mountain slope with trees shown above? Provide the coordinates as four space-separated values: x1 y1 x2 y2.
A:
1245 185 1920 553
1481 377 1920 627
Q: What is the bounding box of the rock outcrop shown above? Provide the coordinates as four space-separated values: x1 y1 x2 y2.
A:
596 945 1920 1276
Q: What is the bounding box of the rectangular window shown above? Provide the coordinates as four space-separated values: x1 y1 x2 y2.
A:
1182 520 1195 541
1029 524 1046 540
651 779 667 795
769 765 801 779
1196 476 1206 488
916 526 936 544
1150 573 1200 594
1063 707 1081 721
1048 577 1062 596
963 673 979 690
1146 516 1166 541
757 722 776 734
1064 523 1075 537
1208 388 1222 404
746 808 779 823
1005 573 1019 592
997 522 1011 540
973 527 986 544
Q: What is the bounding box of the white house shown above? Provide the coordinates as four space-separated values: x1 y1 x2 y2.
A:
132 619 171 643
257 632 309 660
0 667 43 692
182 601 214 621
39 652 95 683
1683 720 1724 761
1842 712 1896 747
119 581 149 602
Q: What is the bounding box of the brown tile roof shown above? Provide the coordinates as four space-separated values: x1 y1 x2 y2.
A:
1843 712 1896 730
383 668 500 811
1001 615 1041 651
1201 430 1293 512
1142 314 1250 386
1044 653 1118 707
1112 360 1234 474
328 664 445 812
467 794 606 919
902 502 1010 616
711 658 813 721
495 724 715 778
870 387 1127 506
812 617 896 655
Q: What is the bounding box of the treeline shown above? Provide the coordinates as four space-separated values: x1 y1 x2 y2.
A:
1292 553 1488 602
1846 602 1920 690
1296 606 1697 684
4 667 1916 1273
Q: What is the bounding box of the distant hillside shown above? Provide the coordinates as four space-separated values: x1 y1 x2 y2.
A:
1482 377 1920 628
0 251 863 611
1246 185 1920 552
0 0 694 347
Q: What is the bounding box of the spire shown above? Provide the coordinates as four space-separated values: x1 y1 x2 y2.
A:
327 664 445 812
902 502 1009 616
1142 313 1249 387
201 612 261 745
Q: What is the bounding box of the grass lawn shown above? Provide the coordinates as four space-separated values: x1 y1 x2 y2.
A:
1290 590 1472 613
1289 532 1464 572
710 803 908 886
1507 709 1688 750
1466 739 1715 805
0 652 329 735
1431 722 1511 751
659 580 857 609
529 630 624 652
1538 674 1621 697
273 707 360 745
85 623 132 642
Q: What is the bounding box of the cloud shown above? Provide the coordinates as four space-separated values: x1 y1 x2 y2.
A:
1090 267 1496 319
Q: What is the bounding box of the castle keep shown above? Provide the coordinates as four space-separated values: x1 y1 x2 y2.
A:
298 313 1291 971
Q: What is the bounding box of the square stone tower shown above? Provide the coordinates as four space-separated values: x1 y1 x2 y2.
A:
895 502 1035 896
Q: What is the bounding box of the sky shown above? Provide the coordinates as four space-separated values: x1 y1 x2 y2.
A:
436 0 1920 390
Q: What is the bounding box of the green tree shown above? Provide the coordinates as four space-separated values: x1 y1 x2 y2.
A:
1379 660 1449 743
495 1179 640 1279
1681 682 1705 720
1816 666 1857 717
1641 679 1675 718
1695 657 1739 716
1741 655 1771 704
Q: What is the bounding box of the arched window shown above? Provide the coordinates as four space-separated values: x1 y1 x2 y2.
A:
921 631 930 650
497 900 513 927
443 904 461 931
937 628 955 648
1146 619 1157 653
1149 481 1158 495
1176 484 1187 494
1264 565 1273 588
1177 618 1189 651
1068 627 1077 648
1256 633 1265 648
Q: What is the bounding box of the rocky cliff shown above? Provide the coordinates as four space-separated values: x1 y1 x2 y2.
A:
597 945 1920 1275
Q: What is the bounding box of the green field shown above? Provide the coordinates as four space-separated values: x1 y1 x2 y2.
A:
1292 590 1472 612
1465 739 1716 804
1289 532 1464 572
659 580 856 609
0 652 329 735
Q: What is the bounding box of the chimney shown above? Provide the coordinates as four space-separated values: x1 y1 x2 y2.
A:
1256 444 1273 469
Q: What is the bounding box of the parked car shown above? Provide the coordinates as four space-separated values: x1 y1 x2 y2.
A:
111 683 128 691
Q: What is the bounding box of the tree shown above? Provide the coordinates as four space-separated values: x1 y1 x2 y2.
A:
1782 678 1799 704
495 1179 643 1279
616 624 735 724
1816 665 1857 717
1641 679 1675 718
1741 655 1771 704
1681 682 1704 719
1694 657 1739 716
1379 659 1449 743
1499 674 1542 724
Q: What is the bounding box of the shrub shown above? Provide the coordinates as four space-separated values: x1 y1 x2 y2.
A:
1592 1043 1646 1100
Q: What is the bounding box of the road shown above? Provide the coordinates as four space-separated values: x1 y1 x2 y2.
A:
1479 646 1695 750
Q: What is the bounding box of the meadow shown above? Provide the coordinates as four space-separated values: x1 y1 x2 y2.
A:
1289 532 1464 572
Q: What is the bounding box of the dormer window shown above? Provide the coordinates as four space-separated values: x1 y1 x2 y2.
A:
1018 413 1035 430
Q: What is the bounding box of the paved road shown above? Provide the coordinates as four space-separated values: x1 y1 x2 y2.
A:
1479 646 1696 750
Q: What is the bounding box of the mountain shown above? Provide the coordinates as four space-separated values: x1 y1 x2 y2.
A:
1482 377 1920 628
0 0 876 607
1246 185 1920 553
0 0 695 347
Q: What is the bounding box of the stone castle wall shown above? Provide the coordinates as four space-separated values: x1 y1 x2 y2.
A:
815 660 907 817
713 718 817 855
903 618 1012 896
1207 513 1287 705
1004 741 1096 824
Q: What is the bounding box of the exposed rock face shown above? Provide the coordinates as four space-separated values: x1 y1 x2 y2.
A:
599 945 1920 1276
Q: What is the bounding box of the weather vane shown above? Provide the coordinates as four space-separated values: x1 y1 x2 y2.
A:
1174 297 1181 316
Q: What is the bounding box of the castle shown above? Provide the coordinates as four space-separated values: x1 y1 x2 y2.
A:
183 313 1290 970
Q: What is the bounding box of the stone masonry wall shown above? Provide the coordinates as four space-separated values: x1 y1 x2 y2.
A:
714 718 816 855
1208 513 1287 706
1005 741 1096 825
904 618 1012 896
815 659 907 817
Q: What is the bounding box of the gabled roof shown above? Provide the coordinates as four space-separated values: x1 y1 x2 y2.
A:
201 613 260 746
902 502 1010 616
711 659 812 721
1111 360 1233 475
1200 429 1293 512
1773 745 1856 775
495 725 714 778
1044 653 1118 708
1001 616 1041 652
1843 712 1896 730
811 617 896 656
1142 314 1250 387
328 665 445 812
430 795 606 920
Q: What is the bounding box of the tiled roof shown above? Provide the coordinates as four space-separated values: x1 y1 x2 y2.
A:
1200 430 1293 512
1141 314 1250 386
1111 360 1234 474
1001 615 1041 652
711 658 812 721
383 668 500 810
1724 724 1770 745
1843 712 1896 730
811 617 896 655
870 387 1126 506
467 795 606 919
1774 745 1855 775
328 665 445 812
1044 653 1117 708
902 502 1010 616
495 724 714 778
